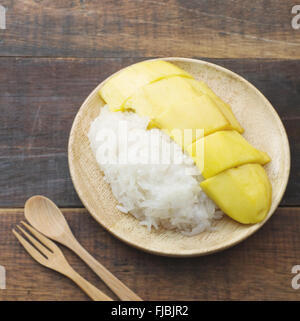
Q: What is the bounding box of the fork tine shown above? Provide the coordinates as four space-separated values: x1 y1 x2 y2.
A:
12 229 48 266
17 225 52 258
20 221 58 253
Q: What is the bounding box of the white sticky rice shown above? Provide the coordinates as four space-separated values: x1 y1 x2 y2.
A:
88 105 221 235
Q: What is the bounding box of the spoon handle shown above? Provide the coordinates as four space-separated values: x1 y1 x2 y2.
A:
64 265 113 301
70 239 142 301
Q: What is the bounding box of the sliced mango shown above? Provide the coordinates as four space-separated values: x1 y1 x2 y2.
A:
124 77 232 148
200 164 272 224
187 130 271 178
99 60 193 111
124 75 198 119
157 94 231 147
188 79 244 133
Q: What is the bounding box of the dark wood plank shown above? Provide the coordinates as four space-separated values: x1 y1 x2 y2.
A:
0 0 299 58
0 57 298 207
0 207 300 301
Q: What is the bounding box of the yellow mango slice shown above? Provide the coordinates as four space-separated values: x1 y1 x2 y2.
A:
188 79 244 133
99 60 193 111
200 164 272 224
124 77 232 148
187 130 271 178
124 75 197 119
156 94 231 148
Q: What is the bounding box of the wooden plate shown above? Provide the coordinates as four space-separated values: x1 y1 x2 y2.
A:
68 58 290 257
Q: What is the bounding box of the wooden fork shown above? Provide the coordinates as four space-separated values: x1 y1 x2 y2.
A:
13 221 113 301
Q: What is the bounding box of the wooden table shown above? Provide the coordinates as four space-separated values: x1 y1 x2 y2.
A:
0 0 299 301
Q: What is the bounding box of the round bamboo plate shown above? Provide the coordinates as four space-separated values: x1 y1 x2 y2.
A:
68 57 290 257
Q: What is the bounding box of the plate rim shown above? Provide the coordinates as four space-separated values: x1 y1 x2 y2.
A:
68 57 291 257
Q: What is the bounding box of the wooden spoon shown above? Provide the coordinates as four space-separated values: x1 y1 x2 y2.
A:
25 195 142 301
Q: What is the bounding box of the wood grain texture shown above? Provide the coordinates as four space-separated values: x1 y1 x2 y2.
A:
0 0 299 58
0 207 299 301
0 57 298 207
0 0 298 303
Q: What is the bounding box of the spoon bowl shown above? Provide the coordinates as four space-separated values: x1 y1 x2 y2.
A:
25 195 73 243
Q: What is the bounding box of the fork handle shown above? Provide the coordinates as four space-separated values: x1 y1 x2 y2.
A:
70 239 142 301
66 268 113 301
